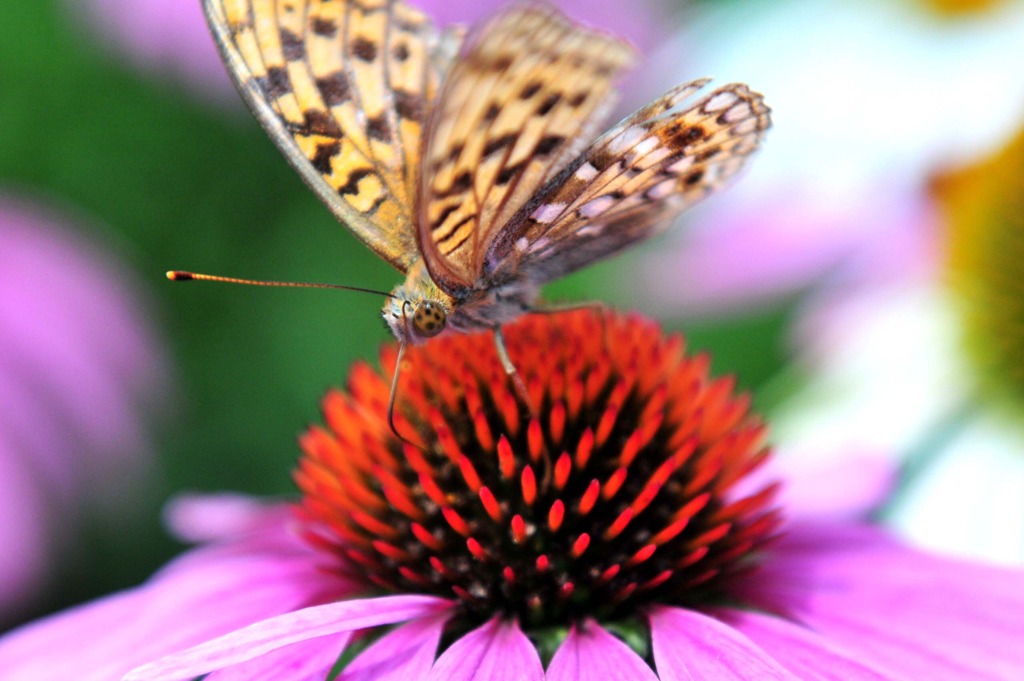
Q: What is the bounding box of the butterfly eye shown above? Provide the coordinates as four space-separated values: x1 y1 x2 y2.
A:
412 301 447 338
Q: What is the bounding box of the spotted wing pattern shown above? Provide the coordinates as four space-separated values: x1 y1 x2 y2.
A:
416 4 636 294
203 0 449 272
485 79 771 284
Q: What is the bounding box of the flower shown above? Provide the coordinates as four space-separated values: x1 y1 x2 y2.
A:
1 310 1022 680
0 195 168 624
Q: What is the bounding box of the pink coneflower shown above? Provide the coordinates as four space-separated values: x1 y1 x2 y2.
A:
1 310 1022 680
0 196 167 625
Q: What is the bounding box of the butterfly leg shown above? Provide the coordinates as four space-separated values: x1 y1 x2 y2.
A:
528 299 606 316
529 301 611 359
492 326 535 416
494 325 555 488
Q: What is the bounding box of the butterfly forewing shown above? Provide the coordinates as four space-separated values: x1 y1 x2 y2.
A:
204 0 448 272
486 80 771 283
417 5 636 293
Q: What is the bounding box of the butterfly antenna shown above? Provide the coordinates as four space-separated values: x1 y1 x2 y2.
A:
167 271 398 299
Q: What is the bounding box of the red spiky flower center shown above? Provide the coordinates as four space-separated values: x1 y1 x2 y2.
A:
295 310 780 628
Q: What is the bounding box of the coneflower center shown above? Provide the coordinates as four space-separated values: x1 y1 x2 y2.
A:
940 126 1024 406
296 311 780 628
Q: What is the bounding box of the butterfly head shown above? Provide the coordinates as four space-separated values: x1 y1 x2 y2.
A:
383 262 455 344
383 296 449 344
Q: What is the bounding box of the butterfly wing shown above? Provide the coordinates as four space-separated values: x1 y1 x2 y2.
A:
484 79 771 284
203 0 451 272
416 4 636 294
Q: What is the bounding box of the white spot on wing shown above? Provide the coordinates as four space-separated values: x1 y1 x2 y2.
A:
647 179 676 199
530 237 552 253
643 147 671 166
532 202 566 224
668 155 695 173
733 118 758 134
704 91 738 112
575 162 598 181
723 102 752 123
632 136 658 157
579 195 617 218
609 126 643 153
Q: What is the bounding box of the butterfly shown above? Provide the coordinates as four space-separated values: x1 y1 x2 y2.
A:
198 0 769 386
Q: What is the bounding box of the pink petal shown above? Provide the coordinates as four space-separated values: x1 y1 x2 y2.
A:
204 633 350 681
0 590 157 681
648 606 797 681
124 595 453 681
0 444 49 622
163 494 296 544
0 195 169 624
640 198 862 317
426 617 543 681
547 620 657 681
0 550 326 681
338 612 450 681
739 522 1024 680
721 609 894 680
0 197 166 488
805 604 1019 681
743 452 896 522
0 505 346 681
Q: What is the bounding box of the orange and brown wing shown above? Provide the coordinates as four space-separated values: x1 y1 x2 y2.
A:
204 0 450 272
416 4 635 294
485 79 771 284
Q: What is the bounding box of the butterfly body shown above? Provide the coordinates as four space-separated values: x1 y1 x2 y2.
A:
203 0 770 348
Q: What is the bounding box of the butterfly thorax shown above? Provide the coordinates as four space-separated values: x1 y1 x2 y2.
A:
384 260 538 344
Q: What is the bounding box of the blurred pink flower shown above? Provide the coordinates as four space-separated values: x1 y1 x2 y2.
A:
424 0 665 50
0 196 168 623
768 120 1024 563
639 192 940 318
622 0 1024 563
70 0 235 104
70 0 664 105
635 0 1024 316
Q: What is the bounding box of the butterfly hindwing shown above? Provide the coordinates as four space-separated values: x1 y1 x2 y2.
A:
416 4 636 294
486 79 771 283
204 0 449 272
